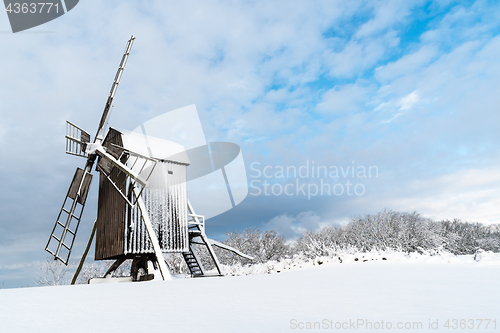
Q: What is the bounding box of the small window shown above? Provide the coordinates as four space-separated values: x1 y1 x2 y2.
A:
168 171 173 175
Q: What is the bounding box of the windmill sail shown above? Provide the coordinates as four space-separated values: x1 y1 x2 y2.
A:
45 35 136 265
65 121 90 158
45 167 93 264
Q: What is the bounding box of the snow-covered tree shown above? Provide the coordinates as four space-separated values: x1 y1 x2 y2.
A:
218 228 290 265
35 258 70 286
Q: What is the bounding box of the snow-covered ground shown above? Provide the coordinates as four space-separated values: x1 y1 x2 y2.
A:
1 252 499 332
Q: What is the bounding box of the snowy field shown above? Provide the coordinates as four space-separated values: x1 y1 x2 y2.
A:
1 253 499 333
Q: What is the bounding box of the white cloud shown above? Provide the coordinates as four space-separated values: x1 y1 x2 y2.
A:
374 45 438 83
324 31 400 78
354 0 415 39
381 167 500 223
266 214 296 239
398 90 419 110
266 211 322 239
317 83 373 116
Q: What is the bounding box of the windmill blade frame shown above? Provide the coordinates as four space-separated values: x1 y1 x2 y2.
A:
45 35 136 265
45 167 93 264
95 36 135 143
65 121 91 158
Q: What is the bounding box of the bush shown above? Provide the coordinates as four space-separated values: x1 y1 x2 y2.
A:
294 210 500 257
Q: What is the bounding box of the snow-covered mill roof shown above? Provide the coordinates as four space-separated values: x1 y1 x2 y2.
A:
118 128 190 165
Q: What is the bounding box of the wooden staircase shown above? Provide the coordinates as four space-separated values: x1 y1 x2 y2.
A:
182 205 223 278
182 245 205 277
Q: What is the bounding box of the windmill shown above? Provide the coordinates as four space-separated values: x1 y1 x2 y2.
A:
45 35 251 284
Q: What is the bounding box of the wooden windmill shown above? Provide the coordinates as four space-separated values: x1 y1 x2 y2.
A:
45 36 251 283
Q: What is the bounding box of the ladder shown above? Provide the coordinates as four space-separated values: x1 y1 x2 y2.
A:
182 202 223 277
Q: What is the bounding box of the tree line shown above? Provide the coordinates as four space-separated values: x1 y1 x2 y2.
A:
36 210 500 285
211 210 500 266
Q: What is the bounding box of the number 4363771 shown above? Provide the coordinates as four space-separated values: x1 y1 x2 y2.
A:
5 3 59 14
443 319 496 330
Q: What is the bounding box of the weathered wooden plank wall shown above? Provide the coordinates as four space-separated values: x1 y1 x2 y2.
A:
95 129 127 260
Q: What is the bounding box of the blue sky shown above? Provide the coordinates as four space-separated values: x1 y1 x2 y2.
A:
1 0 500 288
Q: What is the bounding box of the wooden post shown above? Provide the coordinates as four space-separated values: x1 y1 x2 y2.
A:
71 220 97 285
